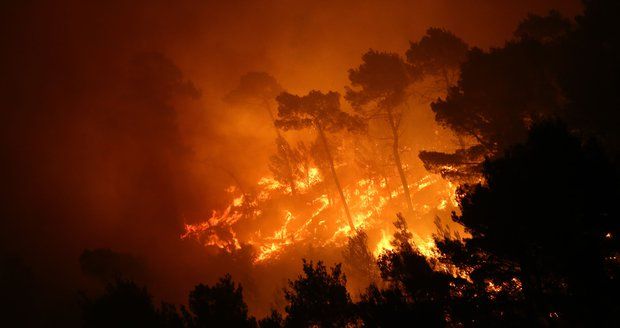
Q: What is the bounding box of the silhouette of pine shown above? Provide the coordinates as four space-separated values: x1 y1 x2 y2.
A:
365 214 451 327
284 260 355 327
406 27 469 90
346 50 416 215
437 121 620 325
80 279 163 328
185 274 255 328
276 90 365 230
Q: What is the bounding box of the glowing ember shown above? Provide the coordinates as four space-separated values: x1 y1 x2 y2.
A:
181 165 459 264
373 229 394 257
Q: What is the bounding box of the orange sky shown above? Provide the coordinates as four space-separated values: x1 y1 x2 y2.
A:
0 0 584 321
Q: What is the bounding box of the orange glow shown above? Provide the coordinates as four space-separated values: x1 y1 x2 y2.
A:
182 164 460 264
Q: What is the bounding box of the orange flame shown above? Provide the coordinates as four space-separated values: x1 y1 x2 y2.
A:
182 166 459 264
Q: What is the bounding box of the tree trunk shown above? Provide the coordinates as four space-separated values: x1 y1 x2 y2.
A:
386 107 415 215
317 127 355 231
265 100 297 196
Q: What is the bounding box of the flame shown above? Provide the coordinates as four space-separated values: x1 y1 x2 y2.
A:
181 165 460 264
373 229 394 257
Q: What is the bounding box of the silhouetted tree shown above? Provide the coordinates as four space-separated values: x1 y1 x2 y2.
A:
378 214 451 305
422 2 620 179
225 72 284 121
358 215 451 327
269 138 318 197
80 279 164 328
414 12 570 182
257 310 283 328
418 145 485 183
514 10 573 43
342 230 378 290
185 274 255 328
406 27 469 91
284 260 355 327
1 257 40 327
353 136 393 188
357 284 417 327
129 52 201 103
79 248 146 284
276 90 365 230
438 121 620 326
158 303 186 328
268 134 299 195
225 72 299 195
559 0 620 155
431 42 560 153
346 50 416 215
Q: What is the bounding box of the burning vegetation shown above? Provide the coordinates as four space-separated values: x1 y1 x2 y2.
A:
172 4 620 326
4 0 620 327
180 162 459 264
164 5 620 326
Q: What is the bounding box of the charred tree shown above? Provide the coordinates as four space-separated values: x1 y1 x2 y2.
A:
275 90 365 231
346 50 415 215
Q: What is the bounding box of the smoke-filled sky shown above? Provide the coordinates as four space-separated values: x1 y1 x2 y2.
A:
0 0 582 324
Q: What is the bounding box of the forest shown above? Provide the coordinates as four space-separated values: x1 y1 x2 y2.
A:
1 0 619 327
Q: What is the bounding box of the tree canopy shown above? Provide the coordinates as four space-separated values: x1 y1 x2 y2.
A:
438 121 620 325
284 260 354 327
406 27 469 89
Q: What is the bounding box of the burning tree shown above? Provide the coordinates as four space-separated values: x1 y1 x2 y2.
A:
275 90 365 231
346 50 416 215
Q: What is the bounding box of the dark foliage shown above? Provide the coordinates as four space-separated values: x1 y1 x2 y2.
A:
346 50 416 214
438 121 620 326
79 249 146 284
185 274 255 328
418 145 485 182
257 310 283 328
431 41 560 153
224 72 283 106
370 214 451 327
276 90 365 229
342 230 378 288
346 50 412 110
284 260 354 327
514 10 573 43
80 279 166 328
406 27 469 89
61 2 620 327
78 121 620 327
276 90 365 134
424 0 620 180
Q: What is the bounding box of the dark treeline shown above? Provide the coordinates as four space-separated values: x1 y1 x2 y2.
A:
81 120 619 327
6 0 620 326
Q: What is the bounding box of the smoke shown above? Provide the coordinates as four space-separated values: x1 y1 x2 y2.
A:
0 0 581 323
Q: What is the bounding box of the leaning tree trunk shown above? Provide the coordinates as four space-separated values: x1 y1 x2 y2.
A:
386 107 415 215
265 100 297 196
317 127 355 231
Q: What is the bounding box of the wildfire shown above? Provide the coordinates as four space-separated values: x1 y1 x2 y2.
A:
373 229 394 257
181 165 459 265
